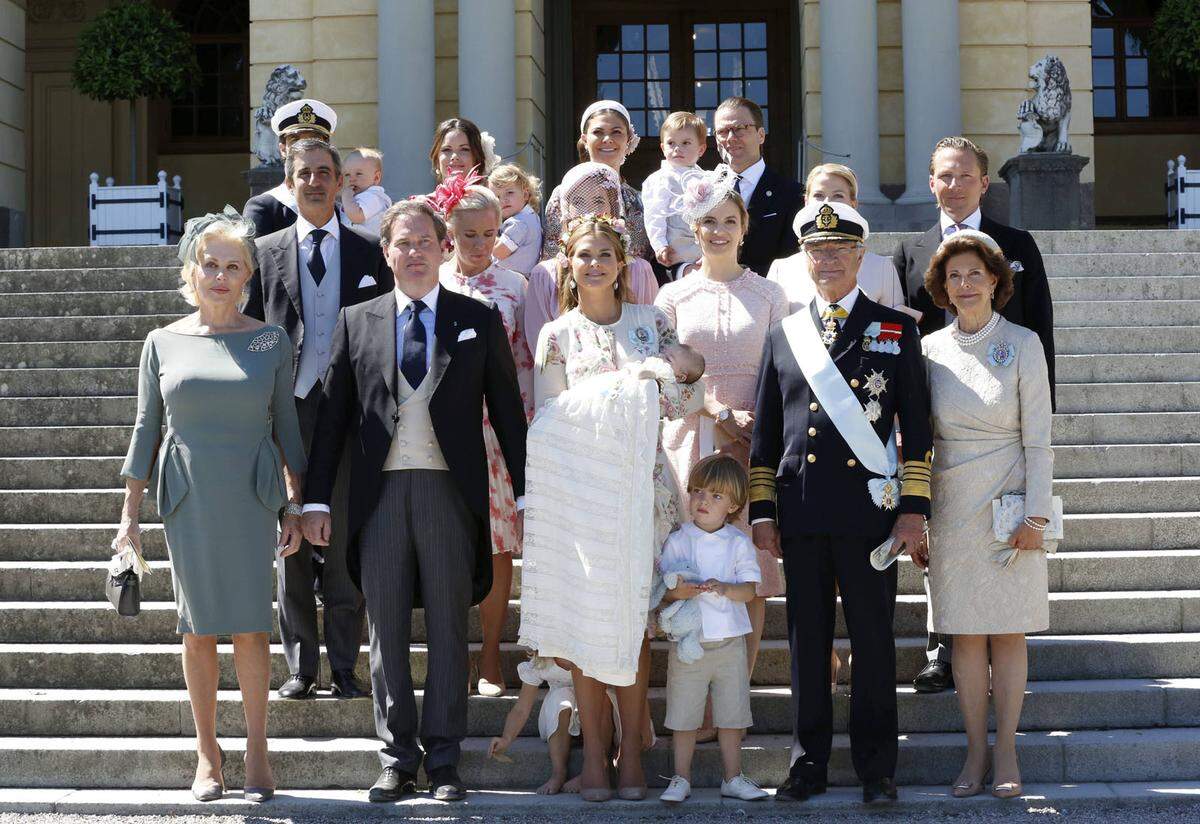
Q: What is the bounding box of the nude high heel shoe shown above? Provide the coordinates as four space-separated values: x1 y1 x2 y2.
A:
191 745 225 802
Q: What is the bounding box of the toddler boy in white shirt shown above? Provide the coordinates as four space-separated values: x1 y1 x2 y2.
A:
658 454 768 804
642 112 707 278
339 147 392 236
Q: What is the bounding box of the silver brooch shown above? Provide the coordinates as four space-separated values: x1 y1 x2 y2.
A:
247 330 281 352
988 340 1015 367
1010 260 1024 273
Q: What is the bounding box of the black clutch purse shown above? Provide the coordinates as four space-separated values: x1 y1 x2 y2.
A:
106 568 141 616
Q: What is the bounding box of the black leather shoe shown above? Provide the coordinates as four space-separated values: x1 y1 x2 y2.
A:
330 669 371 699
913 660 954 693
427 766 466 801
277 674 317 699
369 766 417 802
775 772 826 803
863 777 899 803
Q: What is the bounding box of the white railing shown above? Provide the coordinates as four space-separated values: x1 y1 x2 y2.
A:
88 171 184 246
1167 155 1200 230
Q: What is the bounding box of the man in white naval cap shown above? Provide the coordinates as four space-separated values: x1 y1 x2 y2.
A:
242 98 339 237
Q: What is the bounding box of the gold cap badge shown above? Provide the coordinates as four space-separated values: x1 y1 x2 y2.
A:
816 204 838 231
298 104 316 125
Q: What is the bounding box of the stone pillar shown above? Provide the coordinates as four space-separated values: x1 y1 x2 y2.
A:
896 0 962 207
819 0 886 204
378 0 436 197
459 0 517 163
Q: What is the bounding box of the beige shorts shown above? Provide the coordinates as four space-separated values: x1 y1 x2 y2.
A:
664 637 753 731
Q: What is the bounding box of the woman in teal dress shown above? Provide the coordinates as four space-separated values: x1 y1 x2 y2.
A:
116 208 306 803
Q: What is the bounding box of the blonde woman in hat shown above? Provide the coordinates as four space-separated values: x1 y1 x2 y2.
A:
242 98 338 237
116 208 307 803
767 163 916 319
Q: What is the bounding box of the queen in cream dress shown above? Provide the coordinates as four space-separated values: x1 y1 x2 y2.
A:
923 315 1054 635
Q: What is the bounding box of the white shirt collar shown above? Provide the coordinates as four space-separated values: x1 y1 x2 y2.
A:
735 157 766 189
939 207 982 234
295 211 341 243
394 283 440 317
681 522 735 541
813 285 861 318
660 158 698 176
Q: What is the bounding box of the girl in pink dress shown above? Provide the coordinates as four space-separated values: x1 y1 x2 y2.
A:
654 167 789 694
438 183 534 698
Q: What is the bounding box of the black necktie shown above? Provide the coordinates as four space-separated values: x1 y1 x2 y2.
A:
307 228 327 285
400 299 428 389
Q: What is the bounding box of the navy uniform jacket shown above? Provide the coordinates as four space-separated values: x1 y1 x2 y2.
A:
749 294 933 539
242 191 297 238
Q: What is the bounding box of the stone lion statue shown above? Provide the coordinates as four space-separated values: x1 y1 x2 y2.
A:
251 65 307 165
1018 55 1072 153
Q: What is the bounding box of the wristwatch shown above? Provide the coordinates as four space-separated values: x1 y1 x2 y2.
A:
716 408 732 424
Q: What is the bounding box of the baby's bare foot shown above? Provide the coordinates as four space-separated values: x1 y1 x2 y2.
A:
562 775 582 794
537 774 567 795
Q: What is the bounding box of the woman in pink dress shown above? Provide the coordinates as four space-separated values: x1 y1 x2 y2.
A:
654 167 789 692
438 183 534 698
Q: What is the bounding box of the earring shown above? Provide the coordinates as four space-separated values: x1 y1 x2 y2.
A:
567 278 577 290
613 280 619 291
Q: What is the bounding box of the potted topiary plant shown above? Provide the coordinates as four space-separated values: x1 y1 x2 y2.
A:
71 0 199 183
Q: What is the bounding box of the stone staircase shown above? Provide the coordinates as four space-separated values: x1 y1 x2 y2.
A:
0 232 1198 791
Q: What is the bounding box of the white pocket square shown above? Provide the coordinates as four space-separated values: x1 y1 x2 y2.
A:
357 275 376 288
457 328 477 342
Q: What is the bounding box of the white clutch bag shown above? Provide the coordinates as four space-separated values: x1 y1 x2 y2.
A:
991 494 1063 567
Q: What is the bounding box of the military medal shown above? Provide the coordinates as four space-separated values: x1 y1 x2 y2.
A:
863 399 882 423
861 321 902 354
988 340 1015 367
822 316 839 347
863 370 888 397
868 477 900 510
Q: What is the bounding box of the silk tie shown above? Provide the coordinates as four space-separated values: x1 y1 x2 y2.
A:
307 228 327 285
820 303 848 348
943 223 967 238
400 299 428 389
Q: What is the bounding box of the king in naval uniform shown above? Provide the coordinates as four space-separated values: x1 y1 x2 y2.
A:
749 201 933 804
242 98 339 238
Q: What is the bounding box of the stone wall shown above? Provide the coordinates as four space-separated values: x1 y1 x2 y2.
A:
0 0 24 245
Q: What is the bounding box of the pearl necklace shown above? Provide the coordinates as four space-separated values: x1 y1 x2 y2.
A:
952 311 1000 346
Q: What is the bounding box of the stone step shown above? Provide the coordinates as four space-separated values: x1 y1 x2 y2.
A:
1055 444 1200 478
2 726 1199 788
1053 412 1200 446
1042 253 1200 277
0 396 136 427
0 341 142 369
0 267 180 294
4 634 1199 691
0 524 166 560
1056 382 1200 414
5 589 1197 645
1057 326 1200 356
0 291 188 319
2 678 1196 740
0 457 124 489
0 368 136 398
0 246 178 271
0 490 160 524
1055 300 1200 327
1063 513 1200 552
1057 353 1200 384
869 229 1200 256
0 315 180 343
1050 275 1200 301
0 426 132 457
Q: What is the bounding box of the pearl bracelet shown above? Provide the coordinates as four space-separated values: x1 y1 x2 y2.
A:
1023 516 1047 532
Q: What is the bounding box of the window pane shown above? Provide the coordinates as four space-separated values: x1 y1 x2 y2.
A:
695 51 717 79
196 43 218 72
595 24 620 53
745 22 767 49
597 53 619 80
647 24 669 51
198 78 218 105
197 107 219 136
760 107 769 131
745 50 768 78
219 43 244 74
746 79 768 106
719 22 741 50
1094 88 1117 117
1092 58 1114 87
1126 87 1149 117
693 23 716 51
598 81 621 100
695 80 718 108
622 25 643 51
622 53 644 80
696 109 713 129
622 81 646 109
629 109 647 136
647 52 670 79
1092 26 1113 57
1124 29 1146 56
720 79 744 99
648 109 669 136
221 107 244 137
720 52 743 78
647 80 669 109
1126 57 1148 87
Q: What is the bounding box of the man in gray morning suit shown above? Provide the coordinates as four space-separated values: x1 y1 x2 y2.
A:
246 138 392 701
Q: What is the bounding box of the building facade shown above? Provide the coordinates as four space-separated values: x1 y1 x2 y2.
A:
6 0 1200 245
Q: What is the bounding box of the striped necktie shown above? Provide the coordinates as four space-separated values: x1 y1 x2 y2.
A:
943 222 967 238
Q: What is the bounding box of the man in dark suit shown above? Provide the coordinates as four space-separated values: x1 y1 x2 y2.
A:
714 96 803 278
246 138 391 703
893 136 1056 694
302 199 527 802
752 201 933 805
242 98 338 237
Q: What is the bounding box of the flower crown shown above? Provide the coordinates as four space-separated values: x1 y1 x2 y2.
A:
556 213 630 267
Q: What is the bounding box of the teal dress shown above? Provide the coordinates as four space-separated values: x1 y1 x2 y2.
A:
122 325 307 635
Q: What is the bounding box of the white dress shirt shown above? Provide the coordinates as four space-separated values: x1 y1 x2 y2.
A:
295 212 341 276
660 523 762 641
734 157 767 205
939 207 982 237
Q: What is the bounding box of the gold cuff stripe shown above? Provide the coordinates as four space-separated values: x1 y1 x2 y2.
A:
901 480 931 499
749 489 777 504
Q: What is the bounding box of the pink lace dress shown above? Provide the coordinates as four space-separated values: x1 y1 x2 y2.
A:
440 261 534 555
654 268 790 596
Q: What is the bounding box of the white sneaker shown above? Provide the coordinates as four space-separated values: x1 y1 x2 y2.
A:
660 775 691 803
721 773 768 801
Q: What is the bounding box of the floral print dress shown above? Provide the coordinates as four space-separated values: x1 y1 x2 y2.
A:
440 260 534 555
